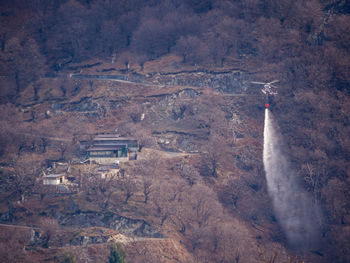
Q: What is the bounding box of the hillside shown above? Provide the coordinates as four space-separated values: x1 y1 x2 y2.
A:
0 0 350 262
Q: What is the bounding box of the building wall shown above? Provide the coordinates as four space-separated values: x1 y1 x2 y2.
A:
89 151 114 157
89 157 128 164
43 179 57 185
128 151 137 160
43 177 66 185
100 170 120 179
88 149 127 158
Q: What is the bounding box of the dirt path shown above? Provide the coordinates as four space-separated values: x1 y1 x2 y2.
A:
108 234 168 244
0 223 39 230
70 74 165 87
137 148 194 161
0 223 166 244
13 132 72 142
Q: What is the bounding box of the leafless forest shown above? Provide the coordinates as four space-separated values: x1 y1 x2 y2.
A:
0 0 349 262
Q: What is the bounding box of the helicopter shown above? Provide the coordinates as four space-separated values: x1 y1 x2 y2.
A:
251 80 279 108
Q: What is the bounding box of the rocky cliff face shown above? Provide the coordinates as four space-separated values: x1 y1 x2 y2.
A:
153 70 248 93
56 211 163 238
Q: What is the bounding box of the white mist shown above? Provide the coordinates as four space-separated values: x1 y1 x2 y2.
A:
263 109 320 249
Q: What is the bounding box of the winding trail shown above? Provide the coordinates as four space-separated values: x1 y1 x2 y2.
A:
0 223 40 230
70 73 164 87
12 131 72 142
108 234 168 244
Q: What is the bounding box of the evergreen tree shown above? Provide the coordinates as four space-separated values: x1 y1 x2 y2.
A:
108 244 126 263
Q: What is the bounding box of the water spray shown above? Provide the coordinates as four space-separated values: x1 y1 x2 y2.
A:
263 108 321 250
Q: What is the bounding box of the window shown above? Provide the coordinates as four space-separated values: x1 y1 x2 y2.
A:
90 151 114 157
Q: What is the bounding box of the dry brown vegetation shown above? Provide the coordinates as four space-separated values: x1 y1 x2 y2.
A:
0 0 350 262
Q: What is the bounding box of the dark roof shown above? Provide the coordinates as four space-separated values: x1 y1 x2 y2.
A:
93 135 137 142
94 138 137 144
93 134 136 140
93 142 130 146
89 134 138 149
87 145 126 151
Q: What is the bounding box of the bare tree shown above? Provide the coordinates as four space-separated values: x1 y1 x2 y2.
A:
258 247 279 263
0 226 31 262
132 159 159 204
173 35 201 63
152 179 223 253
96 176 118 209
34 183 55 201
0 31 7 52
83 167 119 210
174 162 200 186
150 176 189 227
119 176 137 205
7 154 43 202
220 177 242 209
301 163 327 204
56 142 68 161
170 184 224 253
201 134 227 178
37 217 60 248
141 174 153 204
131 16 178 58
117 51 133 71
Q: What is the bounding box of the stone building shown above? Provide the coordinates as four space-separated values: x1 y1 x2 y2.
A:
87 134 138 164
96 164 121 179
43 174 67 185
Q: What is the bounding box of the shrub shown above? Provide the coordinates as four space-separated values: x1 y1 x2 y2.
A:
55 252 76 263
108 244 126 263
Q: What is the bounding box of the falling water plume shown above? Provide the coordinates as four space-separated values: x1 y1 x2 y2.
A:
263 109 321 250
